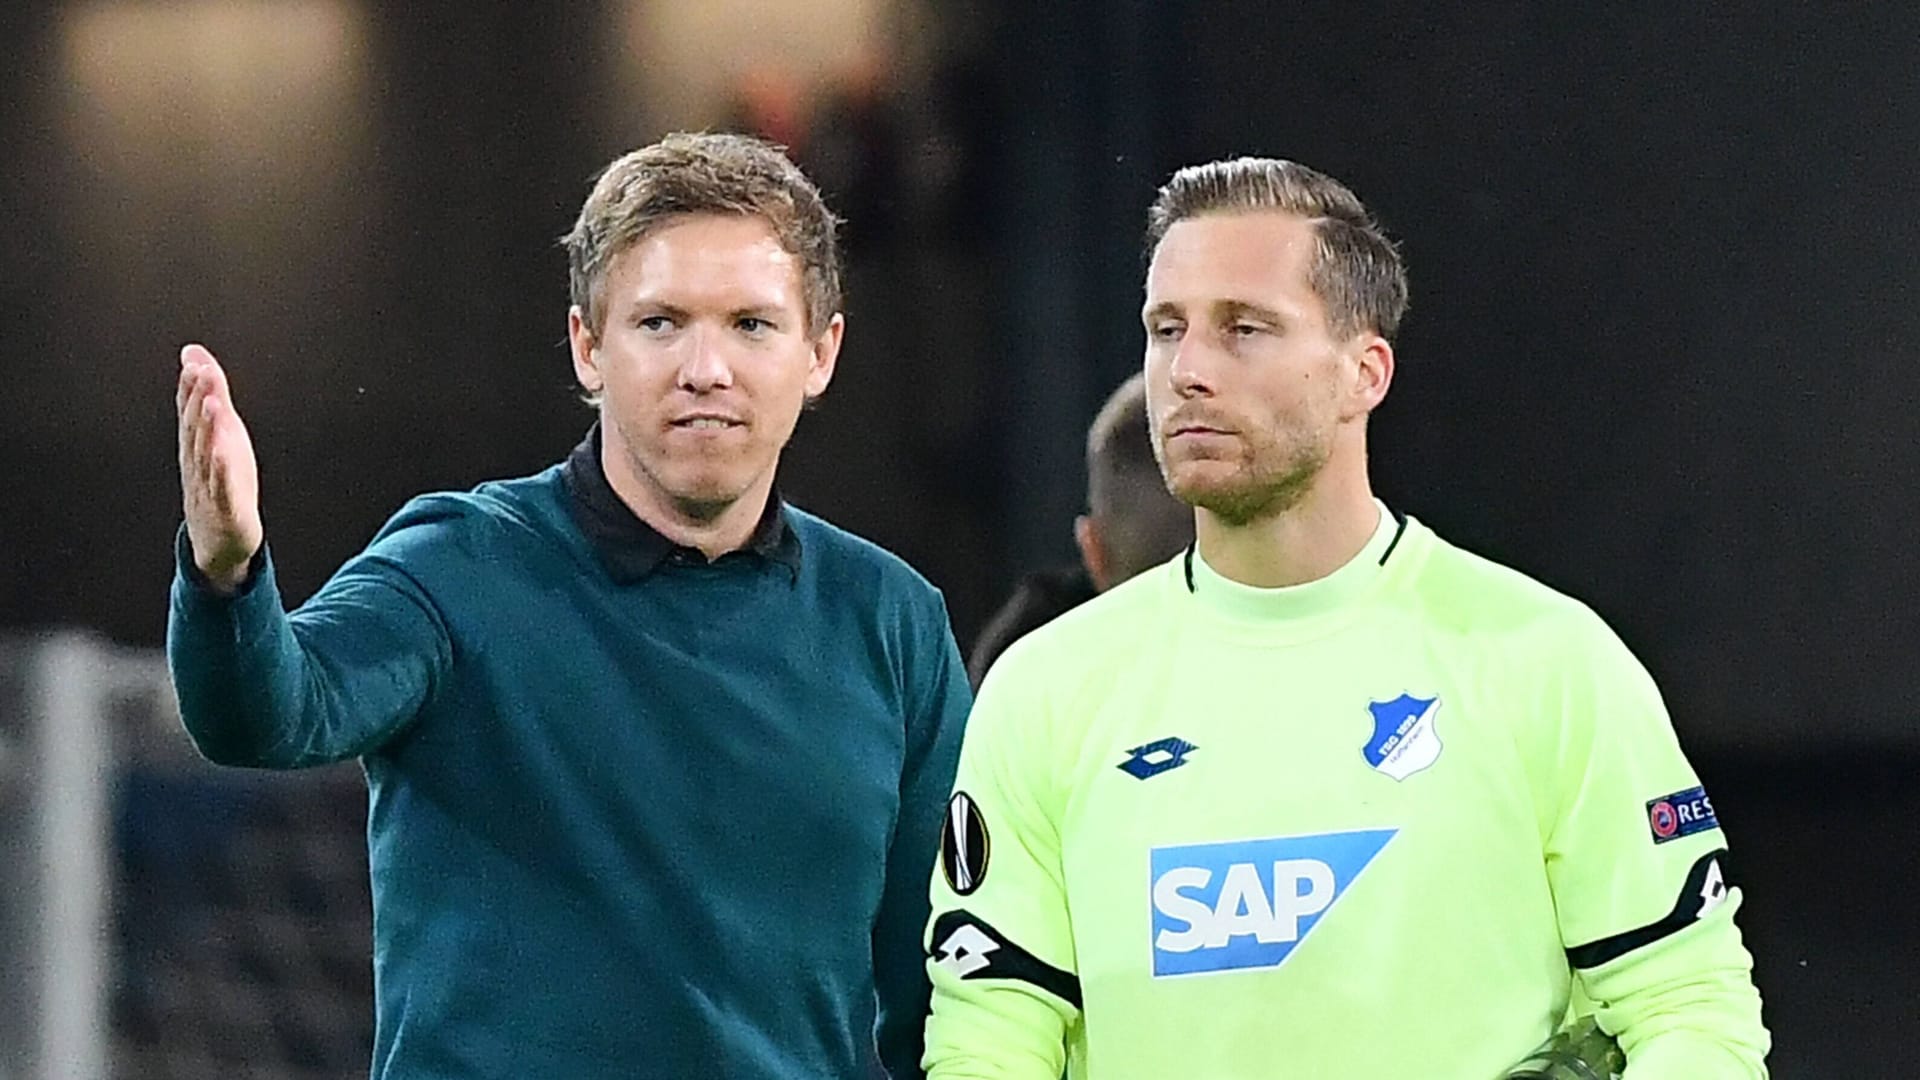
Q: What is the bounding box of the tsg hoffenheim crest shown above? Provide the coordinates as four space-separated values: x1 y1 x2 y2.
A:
1361 693 1443 781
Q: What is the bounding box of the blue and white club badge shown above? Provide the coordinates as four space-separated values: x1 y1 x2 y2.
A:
1362 693 1443 781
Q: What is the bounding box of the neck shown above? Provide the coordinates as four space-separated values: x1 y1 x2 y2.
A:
1193 455 1379 588
600 436 773 561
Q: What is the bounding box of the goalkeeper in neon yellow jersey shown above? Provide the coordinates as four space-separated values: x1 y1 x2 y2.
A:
923 157 1768 1078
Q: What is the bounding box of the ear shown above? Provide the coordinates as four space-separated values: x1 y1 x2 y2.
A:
1075 514 1112 592
804 312 845 399
568 305 604 395
1345 334 1394 420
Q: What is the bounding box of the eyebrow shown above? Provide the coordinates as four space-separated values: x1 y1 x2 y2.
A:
1142 300 1182 324
622 299 791 323
1217 300 1286 324
1142 299 1287 324
626 300 691 322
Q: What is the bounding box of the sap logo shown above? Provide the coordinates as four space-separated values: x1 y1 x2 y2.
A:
1149 829 1395 977
1646 785 1719 844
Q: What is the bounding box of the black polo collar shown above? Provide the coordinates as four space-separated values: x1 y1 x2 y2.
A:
558 423 801 584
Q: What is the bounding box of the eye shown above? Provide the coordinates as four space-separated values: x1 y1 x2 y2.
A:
736 316 771 334
636 314 674 333
1149 321 1185 341
1228 322 1264 338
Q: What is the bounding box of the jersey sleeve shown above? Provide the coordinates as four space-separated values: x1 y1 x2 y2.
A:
922 636 1081 1079
1529 609 1770 1077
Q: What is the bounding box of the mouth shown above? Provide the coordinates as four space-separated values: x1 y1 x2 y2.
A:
1169 423 1232 439
670 415 745 431
1165 410 1234 440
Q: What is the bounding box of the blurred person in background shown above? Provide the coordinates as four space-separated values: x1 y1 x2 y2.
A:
924 156 1767 1077
169 132 967 1080
966 372 1192 687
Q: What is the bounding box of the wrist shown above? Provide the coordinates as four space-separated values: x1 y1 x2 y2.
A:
190 539 262 596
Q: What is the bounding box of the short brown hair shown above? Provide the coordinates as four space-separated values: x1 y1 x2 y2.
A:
1145 157 1407 342
1087 373 1193 581
563 132 843 338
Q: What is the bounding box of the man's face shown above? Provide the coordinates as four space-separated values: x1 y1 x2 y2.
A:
1142 211 1385 525
569 213 839 520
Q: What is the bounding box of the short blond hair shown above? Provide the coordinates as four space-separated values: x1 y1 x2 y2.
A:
563 132 843 338
1146 157 1407 342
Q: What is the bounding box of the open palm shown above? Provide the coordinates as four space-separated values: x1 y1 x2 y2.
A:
176 343 263 591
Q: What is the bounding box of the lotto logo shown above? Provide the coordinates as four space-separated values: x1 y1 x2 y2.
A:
1149 829 1395 977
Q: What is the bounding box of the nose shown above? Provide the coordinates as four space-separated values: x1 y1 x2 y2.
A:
1166 334 1216 399
676 327 735 393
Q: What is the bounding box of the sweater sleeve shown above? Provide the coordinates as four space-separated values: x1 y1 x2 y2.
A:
166 498 468 769
871 588 972 1079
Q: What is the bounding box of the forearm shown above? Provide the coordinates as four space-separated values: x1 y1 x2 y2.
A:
925 976 1072 1080
876 606 972 1077
1585 901 1769 1078
873 799 942 1080
169 538 313 766
872 876 934 1080
167 530 442 768
1610 978 1767 1080
1622 1035 1764 1079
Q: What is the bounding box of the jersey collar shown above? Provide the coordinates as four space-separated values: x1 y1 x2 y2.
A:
1181 500 1405 622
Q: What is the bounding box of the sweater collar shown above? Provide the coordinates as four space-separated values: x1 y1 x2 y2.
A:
558 423 800 584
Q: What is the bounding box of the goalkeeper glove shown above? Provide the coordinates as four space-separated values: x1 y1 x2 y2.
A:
1503 1016 1626 1080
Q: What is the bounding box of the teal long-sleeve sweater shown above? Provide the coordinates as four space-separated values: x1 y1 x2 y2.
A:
167 430 971 1079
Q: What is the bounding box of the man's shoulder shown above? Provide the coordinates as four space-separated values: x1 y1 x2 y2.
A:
1403 519 1621 653
966 566 1098 687
964 564 1177 756
785 505 942 603
989 559 1175 679
367 466 567 559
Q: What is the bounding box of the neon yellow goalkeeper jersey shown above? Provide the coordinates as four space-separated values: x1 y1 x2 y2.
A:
925 509 1768 1078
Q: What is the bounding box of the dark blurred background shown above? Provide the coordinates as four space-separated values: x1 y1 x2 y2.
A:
2 1 1914 1075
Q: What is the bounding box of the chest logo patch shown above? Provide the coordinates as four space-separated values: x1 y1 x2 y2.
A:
1149 829 1397 976
1118 736 1198 780
1361 693 1443 781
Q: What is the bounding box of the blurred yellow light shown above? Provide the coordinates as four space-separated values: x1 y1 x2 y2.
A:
61 0 367 173
64 0 361 98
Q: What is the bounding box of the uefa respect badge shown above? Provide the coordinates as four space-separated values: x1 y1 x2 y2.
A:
1645 785 1718 844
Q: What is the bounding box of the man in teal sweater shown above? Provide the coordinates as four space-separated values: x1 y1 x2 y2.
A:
170 133 969 1078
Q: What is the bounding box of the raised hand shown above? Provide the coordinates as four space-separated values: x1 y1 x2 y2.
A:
176 344 263 593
